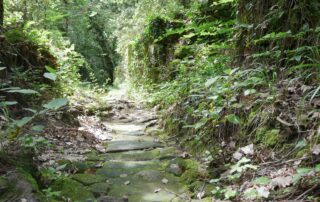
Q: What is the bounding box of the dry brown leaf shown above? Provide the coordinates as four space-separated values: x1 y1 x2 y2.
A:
241 144 254 155
271 176 292 188
312 144 320 155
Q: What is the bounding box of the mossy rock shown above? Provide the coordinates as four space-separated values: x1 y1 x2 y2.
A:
96 161 161 178
89 182 111 197
58 160 97 173
72 174 107 186
180 159 202 184
86 151 105 162
17 167 40 192
51 178 94 201
166 158 202 184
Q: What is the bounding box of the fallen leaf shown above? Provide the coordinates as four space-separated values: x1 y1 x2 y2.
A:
162 178 169 184
124 181 130 185
233 151 243 160
312 144 320 155
256 186 270 198
271 176 292 188
197 191 205 199
241 144 254 155
154 188 161 193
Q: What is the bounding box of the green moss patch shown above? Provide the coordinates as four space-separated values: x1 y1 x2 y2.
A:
51 178 94 201
255 128 280 147
72 174 107 186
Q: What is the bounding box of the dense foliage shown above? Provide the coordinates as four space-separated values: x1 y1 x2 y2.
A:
1 0 320 201
119 0 320 200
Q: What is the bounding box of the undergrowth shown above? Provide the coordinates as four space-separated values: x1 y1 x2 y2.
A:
124 0 320 200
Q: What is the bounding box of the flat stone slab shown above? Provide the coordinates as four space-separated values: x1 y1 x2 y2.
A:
96 161 161 177
104 147 178 161
105 122 146 136
105 140 164 152
107 175 188 202
72 174 107 185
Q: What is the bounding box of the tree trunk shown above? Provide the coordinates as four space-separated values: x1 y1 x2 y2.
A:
0 0 4 27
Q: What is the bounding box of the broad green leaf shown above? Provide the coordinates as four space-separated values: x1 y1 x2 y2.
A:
293 55 302 62
253 176 271 185
43 98 68 110
244 188 258 200
244 89 257 96
194 119 207 129
292 174 302 184
0 101 18 107
296 167 312 175
225 188 237 199
23 108 37 114
44 73 57 81
295 139 307 149
209 179 220 184
6 89 39 94
32 125 45 132
238 157 251 164
56 164 67 171
0 67 6 71
226 114 241 124
14 117 33 127
205 77 219 87
45 66 56 73
315 164 320 172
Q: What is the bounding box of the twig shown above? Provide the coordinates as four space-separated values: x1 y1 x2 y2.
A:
276 116 293 127
260 156 310 166
295 183 318 201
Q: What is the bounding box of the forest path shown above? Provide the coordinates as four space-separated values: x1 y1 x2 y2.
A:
76 86 197 202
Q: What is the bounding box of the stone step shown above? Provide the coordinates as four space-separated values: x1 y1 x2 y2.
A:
105 140 164 153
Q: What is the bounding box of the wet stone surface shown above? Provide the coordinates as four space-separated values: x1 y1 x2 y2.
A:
48 95 199 202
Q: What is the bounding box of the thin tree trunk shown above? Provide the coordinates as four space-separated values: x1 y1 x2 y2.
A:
0 0 4 27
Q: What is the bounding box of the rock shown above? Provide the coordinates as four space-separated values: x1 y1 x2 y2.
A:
166 163 183 176
104 147 178 161
72 174 107 186
89 182 111 196
135 170 163 181
97 196 129 202
105 140 163 153
51 178 94 201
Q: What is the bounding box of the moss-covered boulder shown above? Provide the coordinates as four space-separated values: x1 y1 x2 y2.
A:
72 174 107 186
89 182 111 197
51 178 94 201
135 170 164 181
58 160 97 173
